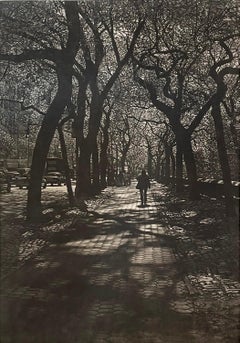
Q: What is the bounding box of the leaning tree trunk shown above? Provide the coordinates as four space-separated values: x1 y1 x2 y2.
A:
57 125 75 206
27 63 72 221
211 102 235 216
26 1 81 221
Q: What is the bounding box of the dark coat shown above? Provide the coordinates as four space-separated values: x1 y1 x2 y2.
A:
137 174 150 189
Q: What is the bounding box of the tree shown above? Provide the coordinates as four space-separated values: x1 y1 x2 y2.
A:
209 40 239 216
133 0 239 201
0 1 81 220
71 0 145 196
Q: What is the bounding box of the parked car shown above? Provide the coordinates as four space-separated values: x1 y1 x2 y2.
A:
7 170 21 186
45 172 65 186
15 173 47 189
17 167 30 177
0 168 11 193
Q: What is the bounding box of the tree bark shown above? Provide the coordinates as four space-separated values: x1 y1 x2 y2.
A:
155 155 161 182
147 145 153 178
175 140 183 193
75 139 91 196
164 143 171 183
175 128 200 199
57 125 75 206
211 102 235 216
25 2 81 220
75 91 104 196
120 142 130 173
229 122 240 163
100 132 109 188
92 139 100 193
170 149 175 180
27 63 73 221
181 135 200 199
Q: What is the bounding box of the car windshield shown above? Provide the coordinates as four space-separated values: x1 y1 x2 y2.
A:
47 172 61 175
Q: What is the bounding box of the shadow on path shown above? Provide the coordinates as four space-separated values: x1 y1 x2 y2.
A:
1 184 213 342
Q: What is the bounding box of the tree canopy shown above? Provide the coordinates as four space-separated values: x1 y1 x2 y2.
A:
0 0 239 219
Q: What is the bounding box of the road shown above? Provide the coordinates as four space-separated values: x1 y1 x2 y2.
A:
0 185 68 221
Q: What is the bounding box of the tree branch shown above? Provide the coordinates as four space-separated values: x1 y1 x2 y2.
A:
133 71 174 121
0 48 61 63
101 19 145 99
0 98 46 116
77 5 105 67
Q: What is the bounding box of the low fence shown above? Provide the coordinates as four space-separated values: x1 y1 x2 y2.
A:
165 177 239 199
196 178 239 198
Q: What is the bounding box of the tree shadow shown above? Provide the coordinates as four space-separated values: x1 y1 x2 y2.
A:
1 186 215 342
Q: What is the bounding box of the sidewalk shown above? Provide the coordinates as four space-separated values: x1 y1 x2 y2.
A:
0 182 238 342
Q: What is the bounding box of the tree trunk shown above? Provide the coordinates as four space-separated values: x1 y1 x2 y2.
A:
57 125 75 206
27 64 72 221
100 134 109 188
120 142 130 173
160 162 165 180
75 92 103 196
212 102 235 216
92 139 100 193
175 140 183 193
100 112 110 188
100 151 108 188
75 139 91 196
230 122 240 164
182 135 200 199
120 153 126 173
155 154 161 182
115 145 119 173
170 149 175 182
164 143 171 183
147 146 153 177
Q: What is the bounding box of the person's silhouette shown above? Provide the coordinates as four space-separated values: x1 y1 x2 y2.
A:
137 170 150 206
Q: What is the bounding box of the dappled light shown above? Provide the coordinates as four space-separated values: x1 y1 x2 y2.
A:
1 182 239 342
0 0 239 342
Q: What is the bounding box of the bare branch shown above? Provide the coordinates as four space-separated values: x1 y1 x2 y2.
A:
0 61 10 82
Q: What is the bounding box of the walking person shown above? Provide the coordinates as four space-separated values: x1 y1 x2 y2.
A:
136 169 150 206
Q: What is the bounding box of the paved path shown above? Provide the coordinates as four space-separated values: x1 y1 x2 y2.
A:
1 183 216 342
